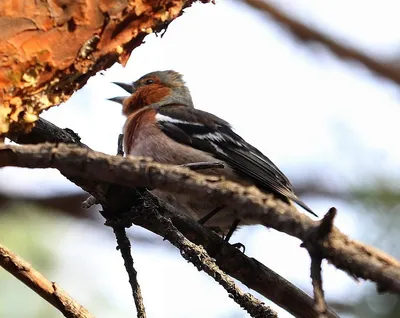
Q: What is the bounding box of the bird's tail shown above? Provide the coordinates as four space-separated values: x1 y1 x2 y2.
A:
290 195 318 217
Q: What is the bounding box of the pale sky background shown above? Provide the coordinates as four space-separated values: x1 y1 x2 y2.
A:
2 0 400 317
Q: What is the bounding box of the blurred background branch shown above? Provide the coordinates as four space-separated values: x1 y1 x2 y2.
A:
243 0 400 86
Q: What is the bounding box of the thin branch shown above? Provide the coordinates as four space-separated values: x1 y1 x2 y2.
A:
311 256 327 318
103 132 146 318
7 118 340 318
107 206 277 318
0 243 94 318
310 256 326 318
1 143 399 295
303 208 337 317
112 226 147 318
243 0 400 86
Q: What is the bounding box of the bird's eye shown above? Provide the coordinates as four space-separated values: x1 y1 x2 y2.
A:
144 79 154 85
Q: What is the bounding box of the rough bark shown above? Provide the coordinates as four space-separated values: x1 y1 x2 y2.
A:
2 141 400 295
7 117 338 318
2 143 400 294
0 0 207 134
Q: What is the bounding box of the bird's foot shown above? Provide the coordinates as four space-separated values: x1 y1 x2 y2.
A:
224 218 241 242
198 206 224 225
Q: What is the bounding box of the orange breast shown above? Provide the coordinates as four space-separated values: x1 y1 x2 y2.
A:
123 108 156 155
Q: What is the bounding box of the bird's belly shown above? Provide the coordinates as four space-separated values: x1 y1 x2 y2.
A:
129 131 217 165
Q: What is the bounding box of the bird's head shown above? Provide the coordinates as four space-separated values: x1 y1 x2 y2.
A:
109 70 194 116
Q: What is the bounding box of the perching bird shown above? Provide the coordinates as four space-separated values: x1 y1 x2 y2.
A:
109 70 317 240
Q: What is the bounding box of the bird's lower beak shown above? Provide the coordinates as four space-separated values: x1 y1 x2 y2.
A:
107 96 126 104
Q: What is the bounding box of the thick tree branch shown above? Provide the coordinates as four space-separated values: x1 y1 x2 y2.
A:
243 0 400 86
0 243 94 318
1 142 400 296
7 118 337 318
0 0 208 135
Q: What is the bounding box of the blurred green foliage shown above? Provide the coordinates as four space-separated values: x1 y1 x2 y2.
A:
0 203 60 318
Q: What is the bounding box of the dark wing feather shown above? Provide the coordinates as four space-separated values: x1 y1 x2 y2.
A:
156 105 316 216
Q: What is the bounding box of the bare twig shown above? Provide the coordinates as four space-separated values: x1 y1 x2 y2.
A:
243 0 400 86
0 0 209 135
0 243 94 318
1 143 399 295
7 118 341 318
103 132 146 318
112 226 147 318
303 208 337 317
310 256 326 318
106 205 277 318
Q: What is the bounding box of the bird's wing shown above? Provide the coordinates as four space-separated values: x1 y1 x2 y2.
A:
155 105 316 216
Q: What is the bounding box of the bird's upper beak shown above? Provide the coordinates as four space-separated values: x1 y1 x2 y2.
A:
113 82 135 94
108 82 136 104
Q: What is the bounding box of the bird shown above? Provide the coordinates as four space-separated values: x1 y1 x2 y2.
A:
109 70 317 240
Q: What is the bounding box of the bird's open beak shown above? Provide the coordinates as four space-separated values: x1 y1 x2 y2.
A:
108 82 136 104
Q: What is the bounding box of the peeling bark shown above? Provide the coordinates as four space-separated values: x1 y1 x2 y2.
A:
0 0 207 134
